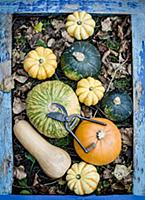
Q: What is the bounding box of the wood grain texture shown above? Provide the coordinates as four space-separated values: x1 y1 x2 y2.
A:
0 14 13 194
132 14 145 195
0 0 145 14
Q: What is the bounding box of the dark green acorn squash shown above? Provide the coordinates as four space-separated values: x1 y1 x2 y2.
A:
26 81 80 138
61 41 101 81
101 90 133 122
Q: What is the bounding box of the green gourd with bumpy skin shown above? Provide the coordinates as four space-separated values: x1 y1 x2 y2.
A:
101 90 133 122
61 41 101 81
26 81 80 138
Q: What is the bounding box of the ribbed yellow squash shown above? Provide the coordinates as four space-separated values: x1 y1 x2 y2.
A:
66 11 95 40
76 77 105 106
66 162 100 195
23 47 57 80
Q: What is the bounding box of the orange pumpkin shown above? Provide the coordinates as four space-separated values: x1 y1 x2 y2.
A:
74 118 121 166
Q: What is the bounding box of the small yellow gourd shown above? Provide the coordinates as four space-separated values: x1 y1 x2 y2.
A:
76 77 105 106
23 46 57 80
66 162 100 195
66 11 95 40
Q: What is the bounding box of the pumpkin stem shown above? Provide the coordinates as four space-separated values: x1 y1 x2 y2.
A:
77 20 82 25
76 174 81 179
39 58 44 64
113 96 121 105
96 130 105 140
72 52 85 62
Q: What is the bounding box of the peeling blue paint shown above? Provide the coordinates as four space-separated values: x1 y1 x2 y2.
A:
127 2 138 9
0 0 145 14
139 41 145 108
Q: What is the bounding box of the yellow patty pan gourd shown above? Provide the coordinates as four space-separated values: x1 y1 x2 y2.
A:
76 77 105 106
66 11 95 40
66 162 100 195
24 47 57 80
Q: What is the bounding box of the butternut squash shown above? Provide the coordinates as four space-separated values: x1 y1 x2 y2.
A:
13 120 71 179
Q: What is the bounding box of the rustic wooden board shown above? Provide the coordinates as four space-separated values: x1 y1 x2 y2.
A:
0 0 145 14
132 13 145 195
0 14 13 194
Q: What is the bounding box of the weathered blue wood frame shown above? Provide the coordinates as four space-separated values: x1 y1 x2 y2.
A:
0 0 145 199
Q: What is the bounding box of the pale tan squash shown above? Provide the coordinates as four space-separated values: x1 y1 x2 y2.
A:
13 120 71 179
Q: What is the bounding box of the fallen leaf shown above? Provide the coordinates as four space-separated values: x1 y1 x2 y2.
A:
120 128 133 146
48 186 56 194
103 169 112 179
47 38 55 47
101 18 112 32
34 21 43 33
111 182 125 191
58 178 66 185
0 76 15 92
13 97 26 114
127 64 132 75
20 190 32 195
118 25 124 40
61 30 74 43
81 105 93 118
51 19 65 31
113 164 131 181
19 82 32 93
13 73 28 83
33 173 39 186
13 165 27 180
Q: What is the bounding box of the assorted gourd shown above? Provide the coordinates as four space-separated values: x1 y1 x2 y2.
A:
76 77 105 106
13 11 133 195
61 41 101 81
74 118 121 166
101 90 133 122
65 11 95 40
14 120 71 179
24 46 57 80
66 162 100 195
26 80 80 138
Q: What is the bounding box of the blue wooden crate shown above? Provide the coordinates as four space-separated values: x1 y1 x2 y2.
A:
0 0 145 199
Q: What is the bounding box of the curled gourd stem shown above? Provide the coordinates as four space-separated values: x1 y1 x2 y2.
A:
72 52 85 62
113 96 121 105
96 130 105 140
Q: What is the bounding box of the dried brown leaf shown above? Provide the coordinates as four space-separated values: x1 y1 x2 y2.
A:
47 38 55 47
13 97 26 114
33 173 39 186
120 128 133 146
13 73 28 83
13 165 27 180
61 30 74 43
113 164 131 181
19 82 32 93
51 19 65 31
103 169 112 179
81 106 93 118
101 17 112 32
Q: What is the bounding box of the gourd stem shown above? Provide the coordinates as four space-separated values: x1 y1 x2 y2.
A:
76 174 81 179
39 58 44 64
96 130 105 140
72 52 85 62
113 96 121 105
77 20 82 25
